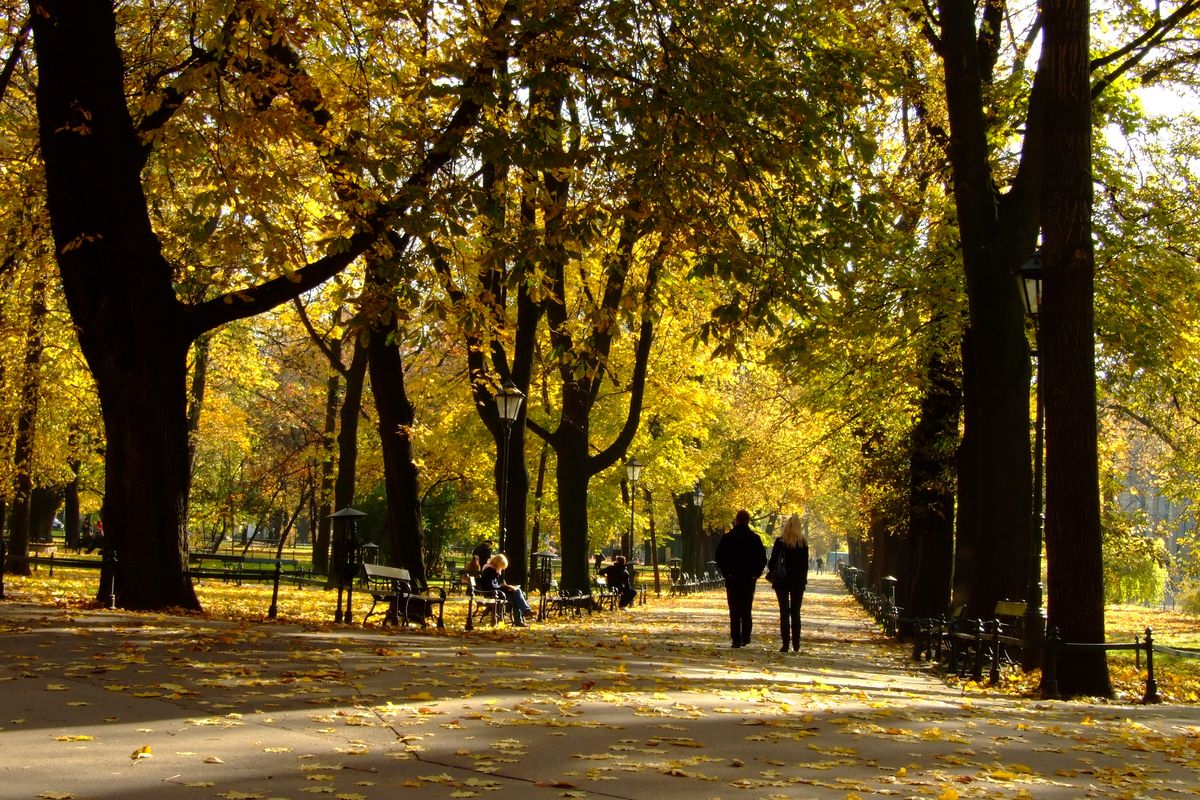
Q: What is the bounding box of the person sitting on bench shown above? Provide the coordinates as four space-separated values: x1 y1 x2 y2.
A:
478 554 534 626
598 555 637 609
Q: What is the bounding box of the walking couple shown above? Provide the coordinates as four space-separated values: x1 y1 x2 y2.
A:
715 510 809 651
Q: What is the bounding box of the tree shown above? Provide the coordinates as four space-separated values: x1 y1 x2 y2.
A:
30 1 515 609
1039 0 1111 696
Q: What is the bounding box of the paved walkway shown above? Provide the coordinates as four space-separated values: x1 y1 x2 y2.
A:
1 573 1198 799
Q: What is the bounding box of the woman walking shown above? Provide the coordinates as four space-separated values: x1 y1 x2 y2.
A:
768 513 809 652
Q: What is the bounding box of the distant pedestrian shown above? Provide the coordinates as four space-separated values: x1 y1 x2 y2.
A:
472 539 493 566
768 514 810 652
714 510 767 648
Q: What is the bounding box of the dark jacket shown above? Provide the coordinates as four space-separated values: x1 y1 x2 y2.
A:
715 522 768 579
599 563 630 590
768 538 809 591
476 565 504 594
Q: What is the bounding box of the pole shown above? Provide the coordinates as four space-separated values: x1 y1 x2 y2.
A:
628 481 636 560
1023 331 1047 670
344 522 356 624
649 501 661 596
500 420 512 552
0 534 6 599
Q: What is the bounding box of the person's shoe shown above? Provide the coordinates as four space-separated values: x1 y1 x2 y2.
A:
779 643 789 652
731 642 743 648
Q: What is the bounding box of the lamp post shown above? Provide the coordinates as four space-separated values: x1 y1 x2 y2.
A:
625 457 643 559
329 506 367 624
1016 252 1047 670
692 483 704 573
495 379 525 553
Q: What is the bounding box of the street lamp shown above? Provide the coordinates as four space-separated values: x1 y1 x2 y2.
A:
495 379 525 552
625 457 643 559
1016 251 1046 669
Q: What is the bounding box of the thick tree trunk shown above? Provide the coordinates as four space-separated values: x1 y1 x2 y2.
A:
367 331 427 585
556 408 592 592
1040 0 1111 697
938 0 1035 618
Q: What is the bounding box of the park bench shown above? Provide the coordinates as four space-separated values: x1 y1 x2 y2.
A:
915 600 1028 682
187 553 304 585
593 575 619 610
360 563 446 628
464 574 509 630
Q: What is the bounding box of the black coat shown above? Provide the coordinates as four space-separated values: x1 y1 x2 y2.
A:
714 523 768 579
768 538 809 591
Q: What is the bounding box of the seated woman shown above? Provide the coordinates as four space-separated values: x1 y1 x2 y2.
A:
477 554 535 626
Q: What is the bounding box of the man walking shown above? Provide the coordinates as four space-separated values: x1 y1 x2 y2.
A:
714 509 767 648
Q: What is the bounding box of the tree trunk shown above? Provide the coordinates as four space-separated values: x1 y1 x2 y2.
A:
907 339 961 620
315 339 342 575
937 0 1037 619
1040 0 1111 697
367 330 427 585
556 408 592 592
326 341 368 583
6 278 46 576
64 458 82 550
527 441 549 578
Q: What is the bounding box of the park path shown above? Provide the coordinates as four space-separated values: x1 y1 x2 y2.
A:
1 572 1198 799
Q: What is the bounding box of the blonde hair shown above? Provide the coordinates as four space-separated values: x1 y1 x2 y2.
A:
780 514 806 547
488 554 509 570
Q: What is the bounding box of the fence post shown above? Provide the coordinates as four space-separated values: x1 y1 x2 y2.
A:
1143 627 1161 704
1041 626 1061 700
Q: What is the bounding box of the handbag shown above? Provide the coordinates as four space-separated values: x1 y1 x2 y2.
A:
768 540 787 585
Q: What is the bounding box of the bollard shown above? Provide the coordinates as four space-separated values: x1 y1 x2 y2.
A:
1041 626 1062 700
105 547 118 610
1143 627 1161 704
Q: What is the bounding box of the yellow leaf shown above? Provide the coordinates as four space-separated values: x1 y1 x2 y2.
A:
130 745 153 760
938 790 959 800
55 735 94 742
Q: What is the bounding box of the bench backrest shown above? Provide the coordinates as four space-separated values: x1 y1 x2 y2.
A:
993 600 1027 618
362 563 411 581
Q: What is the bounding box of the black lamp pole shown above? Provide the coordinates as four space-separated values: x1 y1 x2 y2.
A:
692 483 704 574
625 457 643 559
1017 253 1047 670
495 380 525 552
